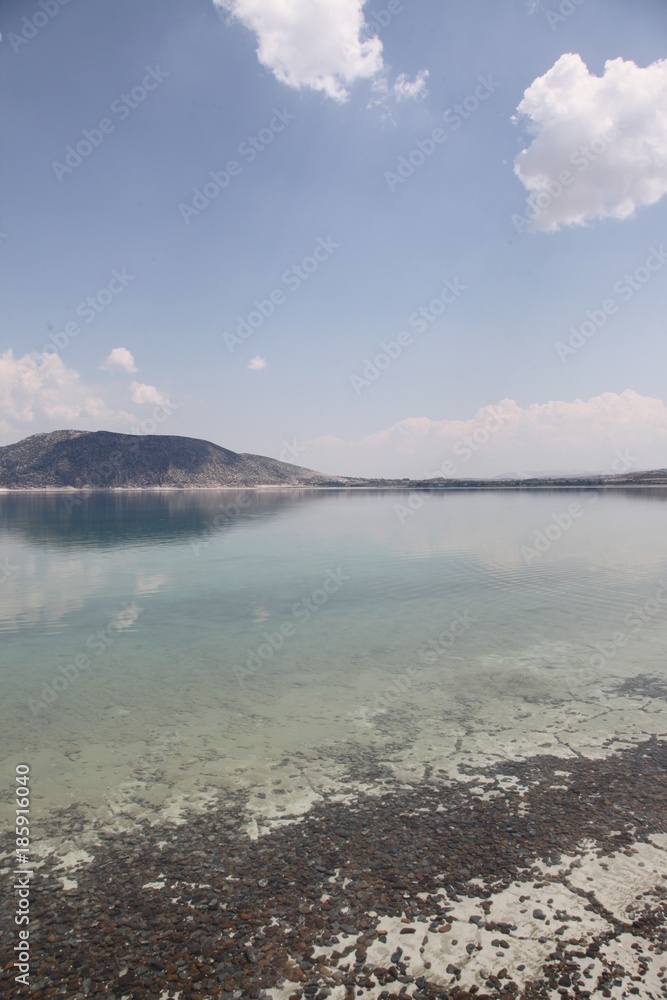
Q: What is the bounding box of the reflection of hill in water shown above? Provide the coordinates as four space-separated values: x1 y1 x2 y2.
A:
609 487 667 501
1 486 666 552
0 490 337 550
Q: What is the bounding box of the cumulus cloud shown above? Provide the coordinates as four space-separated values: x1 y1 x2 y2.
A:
0 350 136 442
214 0 384 101
513 54 667 231
247 355 267 370
129 382 171 407
102 347 138 374
300 391 667 478
394 69 429 103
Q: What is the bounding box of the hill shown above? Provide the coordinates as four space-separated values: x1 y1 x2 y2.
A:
0 430 665 489
0 430 352 489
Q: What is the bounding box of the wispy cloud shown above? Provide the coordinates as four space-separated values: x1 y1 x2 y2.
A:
394 69 429 102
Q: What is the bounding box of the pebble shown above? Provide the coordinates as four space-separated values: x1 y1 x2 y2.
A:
0 738 665 999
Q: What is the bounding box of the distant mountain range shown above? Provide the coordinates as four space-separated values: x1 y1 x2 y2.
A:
0 430 666 490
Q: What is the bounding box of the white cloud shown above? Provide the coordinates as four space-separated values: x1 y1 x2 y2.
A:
248 355 267 370
514 54 667 231
0 350 136 442
394 69 429 103
129 382 171 406
300 391 667 478
0 351 177 445
102 347 138 374
214 0 384 101
366 68 429 122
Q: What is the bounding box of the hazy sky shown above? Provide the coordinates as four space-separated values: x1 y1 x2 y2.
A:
2 0 667 477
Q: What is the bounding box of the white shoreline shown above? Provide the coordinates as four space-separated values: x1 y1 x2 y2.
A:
1 484 666 493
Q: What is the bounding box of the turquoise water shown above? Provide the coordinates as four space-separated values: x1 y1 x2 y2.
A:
1 488 666 834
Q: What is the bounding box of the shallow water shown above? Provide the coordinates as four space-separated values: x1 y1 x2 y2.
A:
1 488 666 835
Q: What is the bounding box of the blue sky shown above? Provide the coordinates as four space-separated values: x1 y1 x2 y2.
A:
2 0 667 477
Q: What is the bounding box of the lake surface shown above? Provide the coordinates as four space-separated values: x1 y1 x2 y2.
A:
1 488 666 839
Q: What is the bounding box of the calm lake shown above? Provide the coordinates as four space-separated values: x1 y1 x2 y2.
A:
1 488 666 837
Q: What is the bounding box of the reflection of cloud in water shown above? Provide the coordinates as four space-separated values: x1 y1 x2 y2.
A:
1 488 666 841
0 560 156 634
3 490 667 641
111 602 142 631
0 554 92 631
373 488 667 575
133 573 168 596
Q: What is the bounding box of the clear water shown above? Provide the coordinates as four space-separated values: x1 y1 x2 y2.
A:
1 489 666 834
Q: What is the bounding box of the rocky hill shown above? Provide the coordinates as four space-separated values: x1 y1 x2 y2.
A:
0 430 352 489
0 430 665 489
